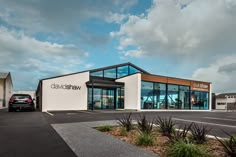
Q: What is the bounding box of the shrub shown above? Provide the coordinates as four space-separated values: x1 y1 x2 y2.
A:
136 133 154 146
97 125 112 132
170 123 192 143
155 116 175 138
137 114 153 135
117 112 133 131
215 134 236 157
190 123 211 144
168 140 209 157
119 127 127 136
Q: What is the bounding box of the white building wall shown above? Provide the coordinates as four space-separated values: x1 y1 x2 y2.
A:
42 72 89 112
215 98 227 110
5 75 13 108
116 73 141 110
0 79 4 108
215 96 236 110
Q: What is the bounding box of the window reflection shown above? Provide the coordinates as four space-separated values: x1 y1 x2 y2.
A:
90 71 103 77
154 83 166 109
167 85 179 109
104 68 116 78
179 86 190 109
129 66 140 74
117 66 129 78
191 91 209 110
141 81 154 109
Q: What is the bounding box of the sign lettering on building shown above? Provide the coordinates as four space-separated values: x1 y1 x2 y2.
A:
51 83 81 90
191 81 209 92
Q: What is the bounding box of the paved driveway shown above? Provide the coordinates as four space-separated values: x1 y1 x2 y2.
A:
45 110 236 138
1 109 236 157
0 110 76 157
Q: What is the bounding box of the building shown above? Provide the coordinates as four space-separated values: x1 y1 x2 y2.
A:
36 63 211 112
215 93 236 110
0 72 13 109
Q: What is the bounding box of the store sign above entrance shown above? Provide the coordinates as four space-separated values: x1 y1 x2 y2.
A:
51 83 81 90
191 82 209 92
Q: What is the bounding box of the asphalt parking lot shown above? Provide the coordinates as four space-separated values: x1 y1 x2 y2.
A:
44 110 236 138
0 109 236 157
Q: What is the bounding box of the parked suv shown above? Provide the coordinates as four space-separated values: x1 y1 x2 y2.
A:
8 94 35 112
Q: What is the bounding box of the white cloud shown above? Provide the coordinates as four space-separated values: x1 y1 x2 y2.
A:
105 12 128 24
192 55 236 93
112 0 236 59
0 0 137 33
0 26 88 90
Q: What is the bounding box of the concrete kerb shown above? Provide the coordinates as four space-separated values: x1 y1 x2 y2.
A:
52 120 158 157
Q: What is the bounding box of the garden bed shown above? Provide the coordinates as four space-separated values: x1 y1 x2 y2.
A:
96 114 235 157
103 126 227 157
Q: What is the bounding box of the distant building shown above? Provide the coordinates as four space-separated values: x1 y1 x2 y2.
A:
0 72 13 109
215 93 236 110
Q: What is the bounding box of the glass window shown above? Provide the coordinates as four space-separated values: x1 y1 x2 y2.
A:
167 84 179 109
141 81 154 109
153 83 166 109
179 85 190 109
102 89 115 109
93 88 102 109
116 87 124 109
90 71 103 77
88 88 93 110
104 68 116 78
191 91 209 110
117 66 129 78
129 66 140 74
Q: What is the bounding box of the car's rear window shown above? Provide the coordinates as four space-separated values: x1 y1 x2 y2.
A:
12 95 31 99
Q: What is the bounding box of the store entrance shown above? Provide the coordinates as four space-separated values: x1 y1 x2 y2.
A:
88 88 116 110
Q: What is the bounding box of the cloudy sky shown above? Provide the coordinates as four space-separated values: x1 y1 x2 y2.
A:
0 0 236 93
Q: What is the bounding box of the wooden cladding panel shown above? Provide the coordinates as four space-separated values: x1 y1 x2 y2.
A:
141 74 190 86
141 74 210 92
167 78 190 86
141 74 167 83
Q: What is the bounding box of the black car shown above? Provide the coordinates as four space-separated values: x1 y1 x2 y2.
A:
8 94 35 112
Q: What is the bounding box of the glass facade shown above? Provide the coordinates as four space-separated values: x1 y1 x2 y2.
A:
167 84 179 109
88 87 124 110
117 66 129 78
90 71 103 77
141 81 208 110
191 91 209 110
116 87 124 109
90 65 141 79
104 68 116 78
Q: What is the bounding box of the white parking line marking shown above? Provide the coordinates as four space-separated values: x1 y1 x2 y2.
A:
76 110 96 114
46 111 54 116
203 117 236 122
173 118 236 128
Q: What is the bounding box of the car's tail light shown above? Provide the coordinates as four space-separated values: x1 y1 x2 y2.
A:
27 99 33 103
9 98 15 103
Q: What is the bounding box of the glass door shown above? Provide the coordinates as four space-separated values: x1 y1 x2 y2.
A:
102 89 115 109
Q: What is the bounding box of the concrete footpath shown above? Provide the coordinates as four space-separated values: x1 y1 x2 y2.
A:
52 120 158 157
